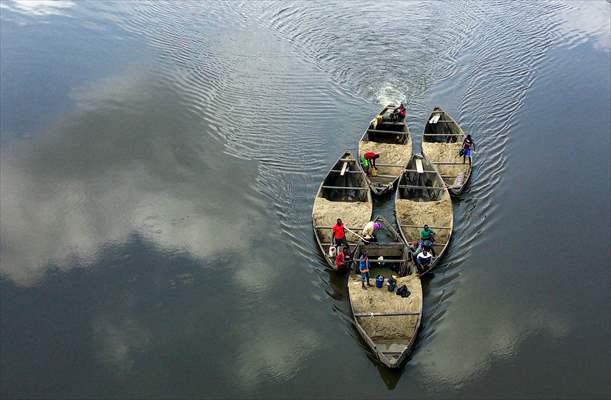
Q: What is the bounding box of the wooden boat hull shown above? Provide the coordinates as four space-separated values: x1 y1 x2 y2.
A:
394 154 453 274
422 107 472 196
358 105 412 196
312 152 372 270
348 216 422 368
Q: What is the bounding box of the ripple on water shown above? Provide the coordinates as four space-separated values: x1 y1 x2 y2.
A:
71 0 592 379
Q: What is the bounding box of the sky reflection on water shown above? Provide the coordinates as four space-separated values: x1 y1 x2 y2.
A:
1 1 609 398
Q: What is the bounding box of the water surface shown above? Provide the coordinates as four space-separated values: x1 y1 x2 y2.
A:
1 1 609 398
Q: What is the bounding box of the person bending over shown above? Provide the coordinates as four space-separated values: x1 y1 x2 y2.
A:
362 221 381 242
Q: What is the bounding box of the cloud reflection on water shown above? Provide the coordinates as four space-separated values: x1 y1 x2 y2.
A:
556 1 610 51
0 68 263 287
1 0 75 17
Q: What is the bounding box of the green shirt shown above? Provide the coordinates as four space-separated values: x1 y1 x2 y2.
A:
420 228 434 240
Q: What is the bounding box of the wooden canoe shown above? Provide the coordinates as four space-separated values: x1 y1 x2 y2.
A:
348 215 422 368
358 105 412 195
422 106 472 196
394 154 453 274
312 152 372 270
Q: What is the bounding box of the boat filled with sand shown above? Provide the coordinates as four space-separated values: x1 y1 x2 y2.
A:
394 154 453 274
348 215 422 368
358 105 412 195
422 106 472 195
312 152 372 269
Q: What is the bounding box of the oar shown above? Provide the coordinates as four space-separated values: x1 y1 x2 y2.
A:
344 226 367 242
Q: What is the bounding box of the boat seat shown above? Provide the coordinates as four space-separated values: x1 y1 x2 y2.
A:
415 159 424 173
429 114 441 124
450 172 465 188
375 342 409 354
340 162 348 176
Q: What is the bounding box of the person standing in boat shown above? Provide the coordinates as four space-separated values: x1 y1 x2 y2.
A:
332 218 348 248
359 250 372 289
362 221 381 243
462 134 475 164
363 151 380 172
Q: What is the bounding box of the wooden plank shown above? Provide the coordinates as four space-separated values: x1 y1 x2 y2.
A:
375 163 405 167
404 169 437 173
431 161 467 165
400 224 452 230
368 259 407 263
329 170 361 174
371 173 398 178
423 133 463 136
340 162 348 176
315 226 362 230
354 311 420 317
398 185 444 190
377 121 405 126
415 158 424 174
429 114 441 124
367 129 408 135
321 185 369 190
339 158 357 163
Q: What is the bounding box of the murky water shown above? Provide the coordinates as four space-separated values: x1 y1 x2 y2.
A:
1 1 609 398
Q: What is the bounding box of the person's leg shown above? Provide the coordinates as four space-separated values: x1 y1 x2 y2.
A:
361 272 367 289
420 261 428 273
366 271 372 286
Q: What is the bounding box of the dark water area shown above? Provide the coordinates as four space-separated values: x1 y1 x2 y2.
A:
1 1 609 398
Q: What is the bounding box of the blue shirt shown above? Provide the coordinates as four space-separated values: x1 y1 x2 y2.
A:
359 257 369 271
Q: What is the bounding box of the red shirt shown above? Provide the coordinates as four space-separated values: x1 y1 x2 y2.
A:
364 151 377 160
332 223 345 240
335 251 345 268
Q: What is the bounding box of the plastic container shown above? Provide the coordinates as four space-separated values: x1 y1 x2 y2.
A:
375 275 384 288
328 246 336 258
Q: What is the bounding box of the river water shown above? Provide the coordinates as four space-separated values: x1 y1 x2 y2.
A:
1 1 609 398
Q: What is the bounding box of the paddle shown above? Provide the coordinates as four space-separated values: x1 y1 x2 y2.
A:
344 226 367 242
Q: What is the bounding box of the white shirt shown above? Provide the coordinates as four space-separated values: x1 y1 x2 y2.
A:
417 252 432 262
